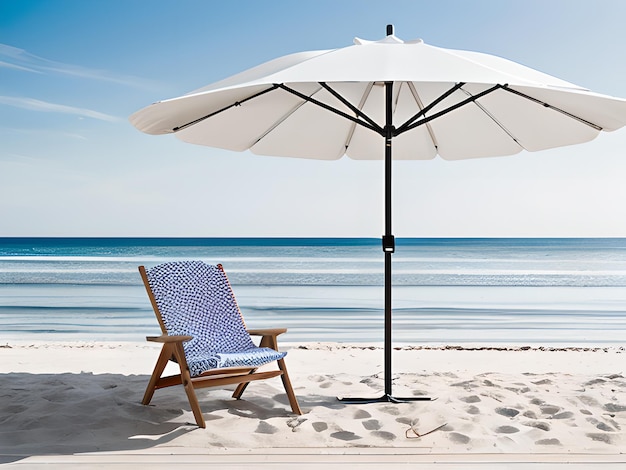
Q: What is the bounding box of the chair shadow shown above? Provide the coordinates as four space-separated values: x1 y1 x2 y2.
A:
0 371 351 464
0 372 196 463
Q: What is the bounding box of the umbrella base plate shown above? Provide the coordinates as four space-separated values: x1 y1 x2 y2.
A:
337 394 435 404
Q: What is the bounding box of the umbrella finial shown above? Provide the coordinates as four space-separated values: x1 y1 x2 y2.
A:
386 24 394 36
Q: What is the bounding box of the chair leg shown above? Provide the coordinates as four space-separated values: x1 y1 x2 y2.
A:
231 332 276 399
232 333 275 399
232 379 250 399
142 343 174 405
172 342 206 428
278 358 302 415
250 333 302 414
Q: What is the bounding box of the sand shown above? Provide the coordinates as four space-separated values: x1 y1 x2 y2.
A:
0 341 624 467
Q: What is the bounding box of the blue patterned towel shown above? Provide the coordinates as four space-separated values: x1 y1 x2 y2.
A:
145 261 286 377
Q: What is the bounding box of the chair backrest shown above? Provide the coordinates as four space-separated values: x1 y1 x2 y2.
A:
143 261 256 357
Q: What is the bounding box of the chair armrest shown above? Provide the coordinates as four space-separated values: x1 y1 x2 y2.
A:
247 328 287 350
146 334 193 343
246 328 287 337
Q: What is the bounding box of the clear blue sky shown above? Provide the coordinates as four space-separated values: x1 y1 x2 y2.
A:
2 0 626 237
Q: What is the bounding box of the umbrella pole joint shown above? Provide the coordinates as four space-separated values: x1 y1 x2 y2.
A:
382 235 395 253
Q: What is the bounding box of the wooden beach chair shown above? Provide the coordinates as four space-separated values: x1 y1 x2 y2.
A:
139 260 302 428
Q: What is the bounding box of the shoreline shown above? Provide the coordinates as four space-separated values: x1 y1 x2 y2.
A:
2 340 624 375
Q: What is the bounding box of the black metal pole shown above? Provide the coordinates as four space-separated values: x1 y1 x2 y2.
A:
384 24 395 398
383 80 394 398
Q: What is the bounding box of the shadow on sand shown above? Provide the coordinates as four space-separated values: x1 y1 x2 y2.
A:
0 372 322 464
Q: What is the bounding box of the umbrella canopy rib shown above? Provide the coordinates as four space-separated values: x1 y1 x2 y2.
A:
172 84 280 132
395 82 467 134
397 83 505 135
502 87 603 131
319 82 382 132
276 83 384 136
458 86 524 150
343 82 375 152
251 85 324 148
406 82 439 152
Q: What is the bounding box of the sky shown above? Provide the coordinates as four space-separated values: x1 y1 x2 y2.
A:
1 0 626 238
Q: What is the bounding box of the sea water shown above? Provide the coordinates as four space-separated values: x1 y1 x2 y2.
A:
1 238 625 345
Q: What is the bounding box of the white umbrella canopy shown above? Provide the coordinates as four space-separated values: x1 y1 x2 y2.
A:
130 29 626 161
130 26 626 404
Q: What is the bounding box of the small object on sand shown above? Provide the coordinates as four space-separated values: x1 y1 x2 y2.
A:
405 422 447 439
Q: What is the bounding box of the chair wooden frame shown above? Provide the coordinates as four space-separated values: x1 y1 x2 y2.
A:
139 264 302 428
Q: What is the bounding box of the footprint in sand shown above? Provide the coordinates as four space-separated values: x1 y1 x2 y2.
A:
379 405 400 416
522 420 551 431
552 411 574 419
532 379 552 386
584 378 606 386
495 407 520 418
495 425 519 434
466 405 480 415
587 433 614 444
359 377 380 388
604 403 626 413
539 405 561 416
371 430 396 441
596 422 616 432
459 395 481 403
319 381 333 389
449 432 471 444
395 417 413 425
312 421 328 432
536 438 561 446
439 372 459 379
255 421 279 434
330 430 362 441
451 380 476 389
353 409 371 419
579 395 601 407
362 419 382 431
587 417 616 432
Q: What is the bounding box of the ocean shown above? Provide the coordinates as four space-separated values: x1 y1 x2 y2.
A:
1 237 625 346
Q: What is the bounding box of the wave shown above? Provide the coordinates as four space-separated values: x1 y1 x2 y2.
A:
4 254 626 264
2 275 626 286
2 300 624 344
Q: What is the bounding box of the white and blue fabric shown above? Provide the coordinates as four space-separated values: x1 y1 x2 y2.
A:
145 261 286 377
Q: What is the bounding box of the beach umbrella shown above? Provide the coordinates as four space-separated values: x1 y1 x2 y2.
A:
130 25 626 403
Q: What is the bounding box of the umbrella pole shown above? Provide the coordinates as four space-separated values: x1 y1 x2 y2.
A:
339 79 434 404
383 80 395 399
